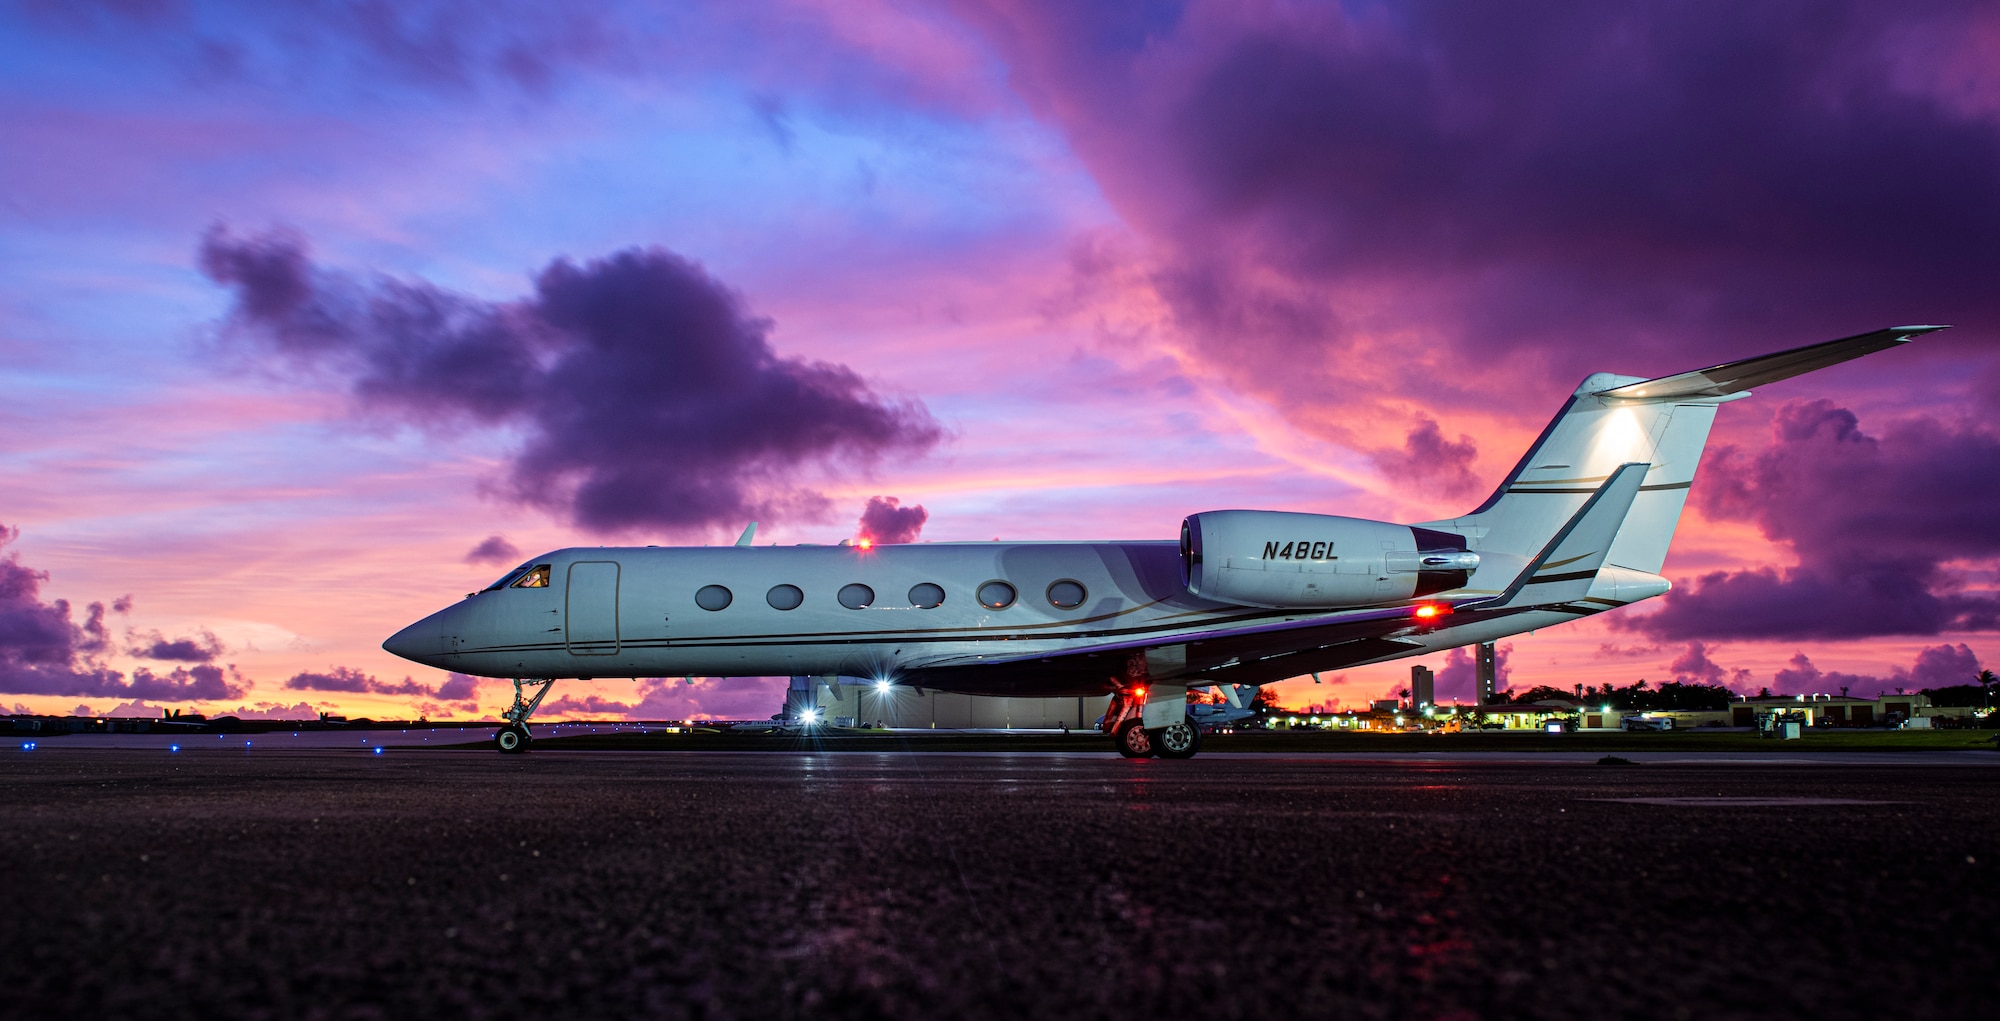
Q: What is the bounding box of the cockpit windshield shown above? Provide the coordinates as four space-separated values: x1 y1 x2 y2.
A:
481 563 552 592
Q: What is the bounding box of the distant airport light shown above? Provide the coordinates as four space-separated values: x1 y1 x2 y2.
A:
374 746 384 755
169 744 180 753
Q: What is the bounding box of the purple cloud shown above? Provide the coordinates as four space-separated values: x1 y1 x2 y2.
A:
961 2 2000 442
1432 642 1511 703
282 668 482 711
1622 401 2000 639
283 666 440 698
464 535 522 566
1664 641 1758 691
1368 417 1479 498
857 495 928 544
1768 643 1982 697
127 628 224 662
126 664 247 701
200 228 944 536
0 524 242 699
1906 642 1983 689
435 672 482 702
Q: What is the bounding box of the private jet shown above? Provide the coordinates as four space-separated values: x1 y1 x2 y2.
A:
384 326 1939 757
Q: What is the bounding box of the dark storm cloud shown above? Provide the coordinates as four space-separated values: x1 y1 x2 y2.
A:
857 496 928 544
1623 401 2000 639
1368 417 1479 498
967 1 2000 412
464 536 522 566
200 227 943 535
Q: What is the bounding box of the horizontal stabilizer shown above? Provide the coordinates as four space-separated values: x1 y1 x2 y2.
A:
1490 462 1649 609
1593 325 1945 401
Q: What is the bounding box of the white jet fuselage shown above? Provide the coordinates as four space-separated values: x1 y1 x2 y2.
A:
386 540 1474 695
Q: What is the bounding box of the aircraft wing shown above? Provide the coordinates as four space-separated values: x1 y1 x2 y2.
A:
899 465 1649 694
1593 325 1946 401
897 601 1453 694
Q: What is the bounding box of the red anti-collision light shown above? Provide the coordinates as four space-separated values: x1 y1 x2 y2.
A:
856 538 874 550
1413 603 1452 620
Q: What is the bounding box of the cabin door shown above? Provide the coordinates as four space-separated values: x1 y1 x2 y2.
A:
565 561 621 655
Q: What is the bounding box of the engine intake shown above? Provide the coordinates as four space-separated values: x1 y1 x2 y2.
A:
1181 511 1476 608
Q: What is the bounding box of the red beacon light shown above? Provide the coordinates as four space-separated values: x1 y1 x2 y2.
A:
856 538 874 550
1413 603 1452 621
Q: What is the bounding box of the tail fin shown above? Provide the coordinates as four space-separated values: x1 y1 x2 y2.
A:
1487 463 1647 608
1421 326 1944 575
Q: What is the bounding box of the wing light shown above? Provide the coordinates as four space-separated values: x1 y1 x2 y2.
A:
1413 603 1453 620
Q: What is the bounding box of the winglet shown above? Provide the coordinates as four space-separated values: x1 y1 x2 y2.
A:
1593 325 1945 401
734 522 758 547
1489 463 1649 609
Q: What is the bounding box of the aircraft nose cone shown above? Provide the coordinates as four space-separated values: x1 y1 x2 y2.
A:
383 619 447 666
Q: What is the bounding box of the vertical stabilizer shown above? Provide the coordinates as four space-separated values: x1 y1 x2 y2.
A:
1420 326 1941 577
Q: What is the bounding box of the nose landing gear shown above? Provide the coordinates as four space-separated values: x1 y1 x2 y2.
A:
494 677 555 754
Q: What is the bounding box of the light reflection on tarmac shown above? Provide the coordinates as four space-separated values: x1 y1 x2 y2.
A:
2 747 1995 1018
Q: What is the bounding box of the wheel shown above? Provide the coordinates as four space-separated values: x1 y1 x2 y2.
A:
1154 717 1203 759
495 724 530 754
1114 719 1155 758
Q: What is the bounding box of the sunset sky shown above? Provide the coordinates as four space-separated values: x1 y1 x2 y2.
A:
4 1 1997 722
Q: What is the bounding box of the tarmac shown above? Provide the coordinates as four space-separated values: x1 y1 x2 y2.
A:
2 746 1993 1020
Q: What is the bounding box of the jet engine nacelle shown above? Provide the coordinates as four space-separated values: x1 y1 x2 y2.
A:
1180 510 1478 609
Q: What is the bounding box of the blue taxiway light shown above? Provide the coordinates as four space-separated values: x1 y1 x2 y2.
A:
373 746 384 755
21 741 35 751
169 744 180 752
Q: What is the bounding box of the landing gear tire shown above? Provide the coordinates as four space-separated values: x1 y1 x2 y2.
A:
1115 719 1156 758
493 677 556 755
1154 717 1202 760
495 724 530 754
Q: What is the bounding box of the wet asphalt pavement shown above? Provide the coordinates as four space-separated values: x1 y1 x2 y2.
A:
2 748 1993 1020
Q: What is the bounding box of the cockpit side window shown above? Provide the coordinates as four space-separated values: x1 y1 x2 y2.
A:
511 564 552 589
481 564 532 592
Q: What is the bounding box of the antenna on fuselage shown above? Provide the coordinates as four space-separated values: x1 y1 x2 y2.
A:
734 522 757 547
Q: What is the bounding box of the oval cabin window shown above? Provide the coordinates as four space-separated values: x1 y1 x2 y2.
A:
695 585 733 611
766 584 804 611
909 583 945 609
1046 580 1087 610
838 583 876 609
977 581 1017 610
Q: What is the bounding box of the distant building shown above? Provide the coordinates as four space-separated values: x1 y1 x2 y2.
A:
793 678 1111 729
1475 643 1497 704
1410 665 1434 710
1730 692 1962 728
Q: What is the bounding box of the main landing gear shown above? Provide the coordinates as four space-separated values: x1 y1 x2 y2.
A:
1102 688 1203 760
494 677 556 754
